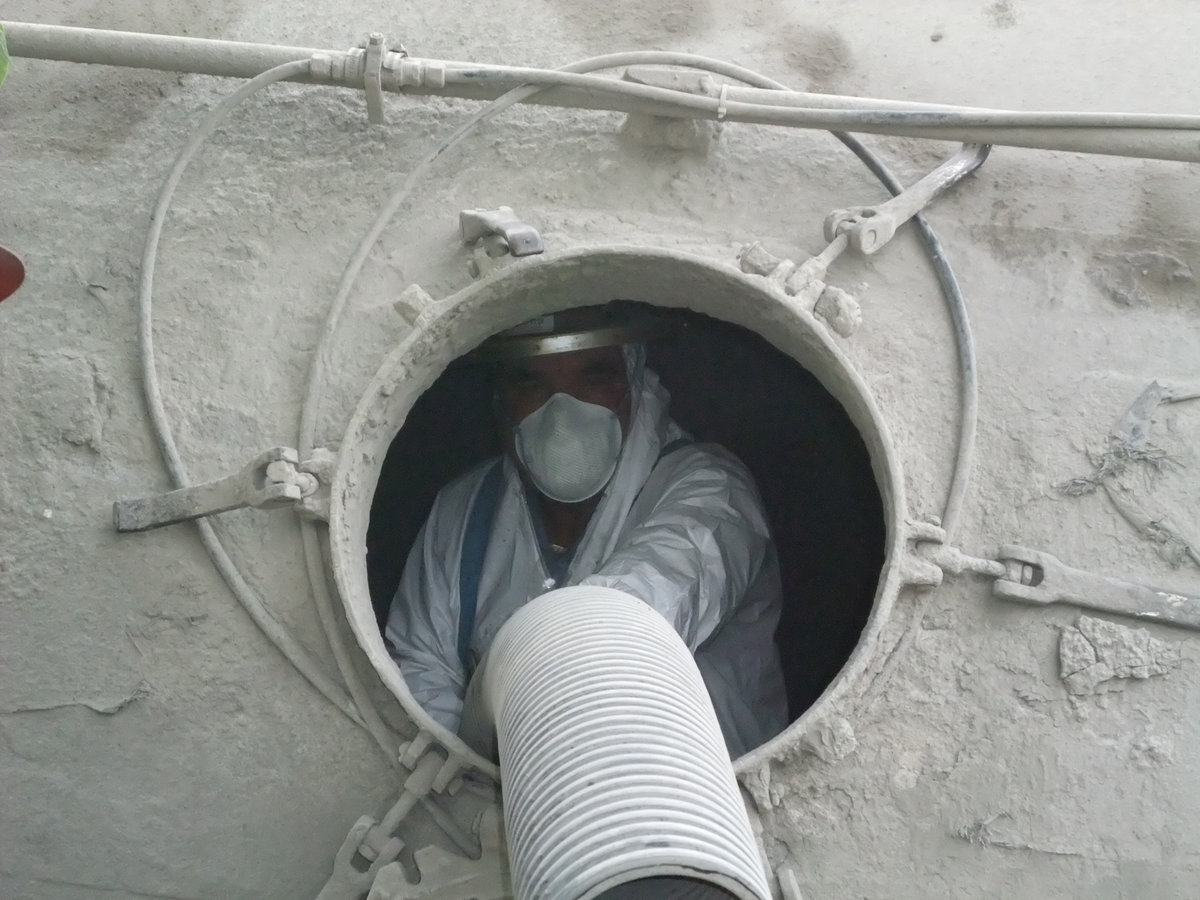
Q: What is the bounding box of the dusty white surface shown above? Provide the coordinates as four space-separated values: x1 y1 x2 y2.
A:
1 1 1198 898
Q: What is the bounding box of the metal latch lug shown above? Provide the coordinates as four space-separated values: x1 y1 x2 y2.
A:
460 206 544 258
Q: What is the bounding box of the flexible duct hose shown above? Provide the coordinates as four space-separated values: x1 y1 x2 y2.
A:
471 586 770 900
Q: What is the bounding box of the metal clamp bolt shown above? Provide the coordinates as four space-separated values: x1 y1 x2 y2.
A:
912 524 1200 633
113 446 333 532
825 143 991 255
993 545 1200 630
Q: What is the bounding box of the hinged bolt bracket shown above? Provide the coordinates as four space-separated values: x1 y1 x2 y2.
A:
114 446 334 533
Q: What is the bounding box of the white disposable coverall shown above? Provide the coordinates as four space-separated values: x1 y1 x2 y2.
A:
385 365 788 757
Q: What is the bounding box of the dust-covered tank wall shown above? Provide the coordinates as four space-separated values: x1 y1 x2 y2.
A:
1 1 1199 898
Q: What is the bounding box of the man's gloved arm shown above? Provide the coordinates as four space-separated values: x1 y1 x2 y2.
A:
579 446 771 650
384 515 468 732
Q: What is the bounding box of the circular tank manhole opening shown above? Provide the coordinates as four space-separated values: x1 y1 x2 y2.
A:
329 246 905 775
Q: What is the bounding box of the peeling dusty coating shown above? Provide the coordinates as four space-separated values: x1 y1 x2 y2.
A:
1059 616 1181 696
2 1 1200 898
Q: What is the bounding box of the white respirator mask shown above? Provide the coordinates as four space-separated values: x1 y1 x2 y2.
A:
514 392 624 503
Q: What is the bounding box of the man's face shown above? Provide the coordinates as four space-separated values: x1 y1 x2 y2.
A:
494 345 631 442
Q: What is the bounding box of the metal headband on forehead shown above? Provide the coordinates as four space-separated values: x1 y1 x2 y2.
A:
465 307 682 364
468 325 642 363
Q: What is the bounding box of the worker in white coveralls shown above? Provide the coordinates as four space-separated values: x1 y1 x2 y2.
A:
384 304 788 757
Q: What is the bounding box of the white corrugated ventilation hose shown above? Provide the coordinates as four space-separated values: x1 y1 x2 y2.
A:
470 585 771 900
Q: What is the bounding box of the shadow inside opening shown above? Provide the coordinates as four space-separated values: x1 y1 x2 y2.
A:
594 876 742 898
366 309 885 727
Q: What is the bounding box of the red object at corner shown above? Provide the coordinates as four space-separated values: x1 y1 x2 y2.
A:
0 245 24 301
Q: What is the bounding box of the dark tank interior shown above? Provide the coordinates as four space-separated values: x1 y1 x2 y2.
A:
367 308 885 724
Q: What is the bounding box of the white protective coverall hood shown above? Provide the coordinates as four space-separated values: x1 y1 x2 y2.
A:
385 363 788 757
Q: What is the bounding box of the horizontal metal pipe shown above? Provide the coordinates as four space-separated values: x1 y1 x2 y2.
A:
5 21 1200 161
3 21 325 79
621 68 1200 160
